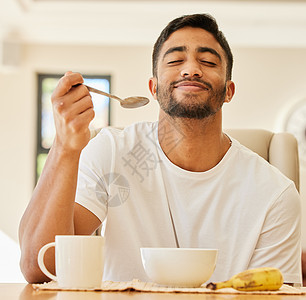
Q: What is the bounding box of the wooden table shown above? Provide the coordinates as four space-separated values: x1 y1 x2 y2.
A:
2 283 306 300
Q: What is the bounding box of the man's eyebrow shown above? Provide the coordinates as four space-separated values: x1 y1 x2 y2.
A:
162 46 222 62
197 47 222 61
162 46 187 60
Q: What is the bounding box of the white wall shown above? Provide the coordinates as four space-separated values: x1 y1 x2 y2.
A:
223 48 306 130
1 44 306 268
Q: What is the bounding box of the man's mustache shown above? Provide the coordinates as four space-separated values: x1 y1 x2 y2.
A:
170 78 213 90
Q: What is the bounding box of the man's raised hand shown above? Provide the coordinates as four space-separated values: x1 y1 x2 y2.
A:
51 72 95 153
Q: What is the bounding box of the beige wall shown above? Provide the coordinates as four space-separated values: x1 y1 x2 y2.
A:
1 44 306 249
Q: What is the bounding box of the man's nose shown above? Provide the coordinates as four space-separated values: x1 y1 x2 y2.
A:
180 61 202 78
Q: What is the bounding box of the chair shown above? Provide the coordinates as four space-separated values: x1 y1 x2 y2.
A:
225 129 299 192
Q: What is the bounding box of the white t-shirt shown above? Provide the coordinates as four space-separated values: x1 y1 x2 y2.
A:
76 121 302 285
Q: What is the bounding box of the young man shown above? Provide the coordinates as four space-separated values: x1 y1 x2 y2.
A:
19 14 302 285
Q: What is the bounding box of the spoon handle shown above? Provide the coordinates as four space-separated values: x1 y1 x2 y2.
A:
85 85 122 103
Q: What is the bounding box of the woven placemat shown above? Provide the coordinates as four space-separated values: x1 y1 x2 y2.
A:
32 279 306 295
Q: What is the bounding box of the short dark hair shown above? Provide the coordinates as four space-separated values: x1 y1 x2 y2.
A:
152 13 233 80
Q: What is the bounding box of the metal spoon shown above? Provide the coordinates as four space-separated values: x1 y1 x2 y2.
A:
85 85 150 109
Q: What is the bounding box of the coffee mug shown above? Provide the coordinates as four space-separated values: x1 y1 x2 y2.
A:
38 235 104 289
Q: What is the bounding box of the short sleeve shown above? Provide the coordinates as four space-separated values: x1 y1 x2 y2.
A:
75 129 114 222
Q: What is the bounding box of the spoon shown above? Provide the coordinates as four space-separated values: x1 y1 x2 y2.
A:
85 85 150 109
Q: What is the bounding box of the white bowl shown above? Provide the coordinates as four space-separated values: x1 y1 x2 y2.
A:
140 248 218 288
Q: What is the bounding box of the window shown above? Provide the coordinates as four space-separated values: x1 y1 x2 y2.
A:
36 73 111 181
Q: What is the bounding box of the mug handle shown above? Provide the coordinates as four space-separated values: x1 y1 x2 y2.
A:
37 242 57 281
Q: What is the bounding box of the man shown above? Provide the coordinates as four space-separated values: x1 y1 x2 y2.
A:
19 14 302 285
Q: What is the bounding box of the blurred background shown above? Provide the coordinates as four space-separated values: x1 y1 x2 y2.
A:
1 0 306 282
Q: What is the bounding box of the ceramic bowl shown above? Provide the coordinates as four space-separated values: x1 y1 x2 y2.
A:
140 248 218 288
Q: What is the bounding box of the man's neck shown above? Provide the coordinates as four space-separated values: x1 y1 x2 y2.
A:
157 111 231 172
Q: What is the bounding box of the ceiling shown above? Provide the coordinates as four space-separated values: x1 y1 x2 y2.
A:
1 0 306 47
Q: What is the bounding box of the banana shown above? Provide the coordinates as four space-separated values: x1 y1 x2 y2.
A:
206 267 283 291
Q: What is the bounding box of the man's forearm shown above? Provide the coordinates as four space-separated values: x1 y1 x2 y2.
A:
18 143 81 283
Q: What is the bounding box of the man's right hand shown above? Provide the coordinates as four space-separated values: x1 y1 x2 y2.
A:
51 71 95 153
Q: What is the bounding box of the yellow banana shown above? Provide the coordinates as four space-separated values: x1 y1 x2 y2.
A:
206 267 283 291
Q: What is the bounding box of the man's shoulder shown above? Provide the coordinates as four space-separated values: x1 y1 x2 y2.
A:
101 121 157 136
95 121 158 150
229 138 294 190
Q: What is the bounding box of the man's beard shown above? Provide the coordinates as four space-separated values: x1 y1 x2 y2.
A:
157 79 227 120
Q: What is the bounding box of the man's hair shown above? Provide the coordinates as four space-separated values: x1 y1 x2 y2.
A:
152 13 233 80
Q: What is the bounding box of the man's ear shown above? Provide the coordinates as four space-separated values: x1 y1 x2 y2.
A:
224 80 235 103
149 77 158 100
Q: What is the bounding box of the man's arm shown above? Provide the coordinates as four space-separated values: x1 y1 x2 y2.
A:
18 72 101 283
248 183 302 285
